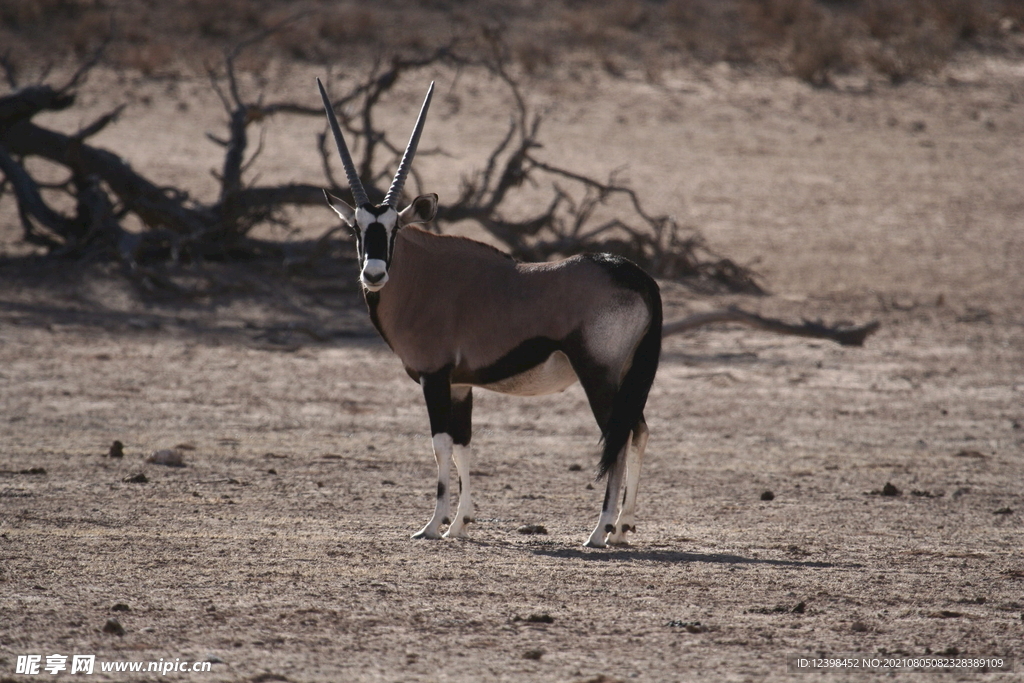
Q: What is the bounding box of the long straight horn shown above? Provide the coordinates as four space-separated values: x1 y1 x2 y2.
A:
317 77 369 208
383 81 434 208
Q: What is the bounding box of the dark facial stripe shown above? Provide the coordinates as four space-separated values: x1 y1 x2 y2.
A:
363 224 389 262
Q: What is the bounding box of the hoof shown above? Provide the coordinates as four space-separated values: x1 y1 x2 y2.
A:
583 537 607 549
411 528 442 540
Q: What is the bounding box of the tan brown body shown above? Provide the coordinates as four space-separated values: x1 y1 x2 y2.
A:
372 227 652 393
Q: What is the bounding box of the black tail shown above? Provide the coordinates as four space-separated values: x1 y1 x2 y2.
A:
597 279 662 479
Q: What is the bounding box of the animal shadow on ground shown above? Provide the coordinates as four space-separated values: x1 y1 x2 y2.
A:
531 546 843 569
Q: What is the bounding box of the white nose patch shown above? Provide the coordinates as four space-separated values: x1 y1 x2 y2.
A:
361 258 389 290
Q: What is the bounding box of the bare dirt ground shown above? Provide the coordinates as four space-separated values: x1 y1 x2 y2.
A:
2 53 1024 682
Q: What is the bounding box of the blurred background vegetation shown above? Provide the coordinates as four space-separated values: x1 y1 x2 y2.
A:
2 0 1023 86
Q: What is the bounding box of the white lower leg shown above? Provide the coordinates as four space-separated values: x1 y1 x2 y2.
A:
585 453 626 548
412 433 453 539
609 426 647 545
445 444 474 539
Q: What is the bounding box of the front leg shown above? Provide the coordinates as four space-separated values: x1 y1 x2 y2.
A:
412 433 453 539
445 386 475 539
412 369 453 540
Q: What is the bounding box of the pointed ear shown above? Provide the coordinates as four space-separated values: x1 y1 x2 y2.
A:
324 189 356 224
398 193 438 226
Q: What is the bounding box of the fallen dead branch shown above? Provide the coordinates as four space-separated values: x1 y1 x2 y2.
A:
0 27 883 345
0 28 762 293
662 307 881 346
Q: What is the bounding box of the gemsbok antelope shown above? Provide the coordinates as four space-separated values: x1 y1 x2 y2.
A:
318 78 662 548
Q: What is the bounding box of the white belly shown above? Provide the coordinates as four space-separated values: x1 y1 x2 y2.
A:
465 351 578 396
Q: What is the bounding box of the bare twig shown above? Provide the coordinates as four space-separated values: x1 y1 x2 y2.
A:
59 32 112 94
73 104 126 141
0 50 18 89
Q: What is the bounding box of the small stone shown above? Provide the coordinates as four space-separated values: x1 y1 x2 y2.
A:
667 620 707 633
102 618 125 636
760 490 775 501
123 473 148 484
881 482 900 496
522 649 544 660
525 613 554 624
111 603 130 612
148 449 185 467
109 441 124 458
517 524 548 535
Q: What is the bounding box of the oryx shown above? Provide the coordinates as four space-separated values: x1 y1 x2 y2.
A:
317 78 662 547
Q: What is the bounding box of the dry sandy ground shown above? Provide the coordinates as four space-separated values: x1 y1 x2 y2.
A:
1 53 1023 682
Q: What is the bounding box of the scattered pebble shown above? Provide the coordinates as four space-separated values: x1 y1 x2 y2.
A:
522 649 544 660
148 449 185 467
568 464 582 471
111 603 130 612
792 601 806 614
524 613 554 624
667 620 707 633
109 441 124 458
994 507 1013 515
102 618 125 636
517 524 548 535
760 490 775 501
123 473 148 484
870 482 900 496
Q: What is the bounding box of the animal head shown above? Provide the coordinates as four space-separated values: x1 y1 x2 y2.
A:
318 78 438 292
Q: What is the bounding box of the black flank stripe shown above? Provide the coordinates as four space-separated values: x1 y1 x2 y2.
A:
453 337 563 386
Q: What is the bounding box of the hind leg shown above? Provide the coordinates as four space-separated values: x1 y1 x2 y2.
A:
574 364 626 549
607 416 648 545
585 444 627 548
573 362 618 548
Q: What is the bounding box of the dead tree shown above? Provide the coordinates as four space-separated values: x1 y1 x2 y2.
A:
0 33 876 342
0 34 754 284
